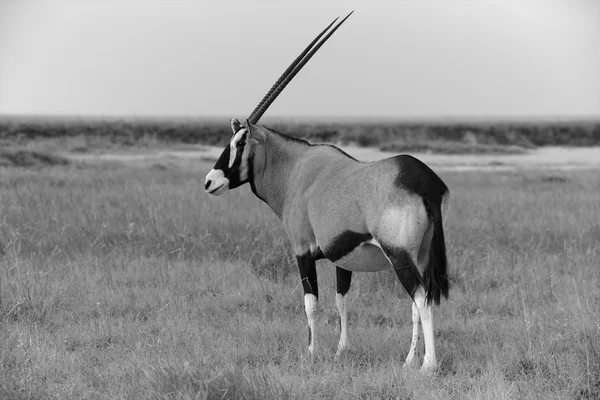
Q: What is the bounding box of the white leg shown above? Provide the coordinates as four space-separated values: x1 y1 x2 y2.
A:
304 294 318 354
403 301 421 368
336 293 349 356
414 288 437 372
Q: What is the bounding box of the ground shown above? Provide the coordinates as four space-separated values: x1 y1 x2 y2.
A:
1 142 599 399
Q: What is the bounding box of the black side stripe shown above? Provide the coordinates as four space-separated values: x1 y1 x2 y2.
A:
322 231 372 262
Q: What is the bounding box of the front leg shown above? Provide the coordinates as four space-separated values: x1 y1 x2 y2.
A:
336 266 352 356
297 252 318 354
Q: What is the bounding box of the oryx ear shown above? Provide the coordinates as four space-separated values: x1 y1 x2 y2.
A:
245 120 266 144
230 118 242 134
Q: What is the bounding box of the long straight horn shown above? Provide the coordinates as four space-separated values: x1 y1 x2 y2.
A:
247 17 339 123
248 11 354 125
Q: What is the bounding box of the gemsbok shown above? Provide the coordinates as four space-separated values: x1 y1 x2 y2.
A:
204 12 450 372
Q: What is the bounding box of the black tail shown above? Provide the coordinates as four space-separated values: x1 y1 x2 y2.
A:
423 196 449 305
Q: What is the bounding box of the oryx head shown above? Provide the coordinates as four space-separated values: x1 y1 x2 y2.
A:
205 11 353 196
204 119 264 195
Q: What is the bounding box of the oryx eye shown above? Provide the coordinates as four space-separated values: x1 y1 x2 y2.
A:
237 141 246 147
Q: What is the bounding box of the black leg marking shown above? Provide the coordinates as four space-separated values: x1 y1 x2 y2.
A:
381 246 423 298
336 267 352 296
297 252 318 349
296 253 318 298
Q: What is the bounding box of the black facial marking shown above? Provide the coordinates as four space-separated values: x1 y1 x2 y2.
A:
380 245 423 298
308 326 312 346
394 155 448 200
230 132 246 166
323 231 373 262
212 132 249 190
336 267 352 296
213 145 231 171
296 253 318 298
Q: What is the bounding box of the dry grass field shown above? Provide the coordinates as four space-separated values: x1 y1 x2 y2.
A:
1 137 599 399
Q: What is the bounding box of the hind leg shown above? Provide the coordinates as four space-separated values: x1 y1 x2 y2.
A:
403 221 434 369
413 287 437 372
377 205 437 372
379 245 432 368
403 301 421 368
382 246 437 372
415 221 437 371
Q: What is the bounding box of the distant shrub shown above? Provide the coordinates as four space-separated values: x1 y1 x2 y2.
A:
1 117 599 150
0 150 71 167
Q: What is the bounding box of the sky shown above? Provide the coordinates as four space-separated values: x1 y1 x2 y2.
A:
0 0 599 120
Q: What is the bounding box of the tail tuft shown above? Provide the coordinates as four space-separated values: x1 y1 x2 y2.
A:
423 195 449 305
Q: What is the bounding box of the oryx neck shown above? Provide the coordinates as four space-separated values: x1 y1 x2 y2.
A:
251 130 306 219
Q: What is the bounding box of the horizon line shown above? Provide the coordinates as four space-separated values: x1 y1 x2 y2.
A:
1 113 599 124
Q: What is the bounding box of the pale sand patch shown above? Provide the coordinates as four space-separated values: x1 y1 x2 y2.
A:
66 145 600 171
340 145 600 171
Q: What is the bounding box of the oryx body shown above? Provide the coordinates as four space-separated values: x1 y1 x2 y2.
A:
204 12 451 372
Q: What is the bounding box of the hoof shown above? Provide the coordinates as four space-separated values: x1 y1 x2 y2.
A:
335 349 347 360
403 357 419 369
420 362 438 375
335 343 349 359
300 347 316 364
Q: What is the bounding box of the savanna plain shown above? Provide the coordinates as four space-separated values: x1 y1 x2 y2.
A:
1 121 600 399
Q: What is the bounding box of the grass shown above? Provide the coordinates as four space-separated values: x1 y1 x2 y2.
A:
0 143 599 399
